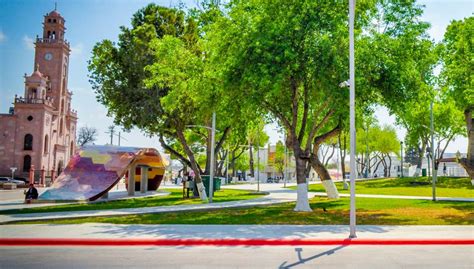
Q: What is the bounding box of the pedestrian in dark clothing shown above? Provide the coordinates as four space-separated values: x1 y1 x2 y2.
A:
24 183 38 203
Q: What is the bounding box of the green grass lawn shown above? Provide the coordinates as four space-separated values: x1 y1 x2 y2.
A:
14 196 473 225
301 177 474 198
0 189 266 215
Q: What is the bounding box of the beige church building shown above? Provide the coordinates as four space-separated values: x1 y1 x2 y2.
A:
0 9 77 181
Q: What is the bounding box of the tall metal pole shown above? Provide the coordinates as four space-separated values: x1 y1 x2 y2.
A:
365 125 369 178
209 112 216 203
400 141 404 178
349 0 357 238
225 146 229 184
430 101 436 201
257 146 260 192
284 130 287 187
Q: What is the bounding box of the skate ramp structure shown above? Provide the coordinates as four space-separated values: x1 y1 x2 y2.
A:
39 145 168 201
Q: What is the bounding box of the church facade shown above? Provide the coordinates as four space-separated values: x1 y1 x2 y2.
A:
0 9 77 180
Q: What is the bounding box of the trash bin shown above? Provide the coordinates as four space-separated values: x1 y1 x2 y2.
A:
201 175 221 194
422 168 427 177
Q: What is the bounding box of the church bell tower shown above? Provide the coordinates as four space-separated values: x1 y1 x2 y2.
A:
34 8 71 110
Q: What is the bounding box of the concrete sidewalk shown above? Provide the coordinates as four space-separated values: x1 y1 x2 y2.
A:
0 188 308 224
1 224 473 240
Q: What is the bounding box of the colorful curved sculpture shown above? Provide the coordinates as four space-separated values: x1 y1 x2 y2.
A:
39 145 168 201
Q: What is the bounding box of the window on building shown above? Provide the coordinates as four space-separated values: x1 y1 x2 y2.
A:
23 155 31 172
70 141 74 156
44 135 49 154
24 134 33 150
27 115 33 121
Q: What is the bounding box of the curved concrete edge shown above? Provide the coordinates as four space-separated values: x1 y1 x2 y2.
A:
0 192 281 224
1 238 473 246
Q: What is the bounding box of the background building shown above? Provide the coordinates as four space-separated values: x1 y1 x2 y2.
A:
0 9 77 180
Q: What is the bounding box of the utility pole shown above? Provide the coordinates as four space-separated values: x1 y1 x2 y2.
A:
400 141 404 178
209 111 216 203
430 100 437 201
106 125 115 145
284 130 288 188
348 0 357 239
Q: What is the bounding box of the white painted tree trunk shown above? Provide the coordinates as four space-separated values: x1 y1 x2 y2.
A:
322 179 340 199
196 182 208 202
414 167 421 177
293 183 312 212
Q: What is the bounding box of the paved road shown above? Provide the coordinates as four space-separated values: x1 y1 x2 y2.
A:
1 245 472 269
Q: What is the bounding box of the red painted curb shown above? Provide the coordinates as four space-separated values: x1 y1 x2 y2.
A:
1 238 473 246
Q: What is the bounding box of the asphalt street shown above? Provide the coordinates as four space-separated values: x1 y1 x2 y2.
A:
1 245 473 269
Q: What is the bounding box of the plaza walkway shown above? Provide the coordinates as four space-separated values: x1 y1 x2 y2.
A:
0 182 472 224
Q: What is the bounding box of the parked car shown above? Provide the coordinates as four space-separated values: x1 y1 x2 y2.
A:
0 177 26 185
14 177 28 183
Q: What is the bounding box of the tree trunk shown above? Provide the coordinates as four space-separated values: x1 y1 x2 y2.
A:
310 125 341 198
338 133 348 190
293 148 312 212
176 130 208 202
414 142 426 177
388 155 392 177
460 109 474 179
310 154 339 199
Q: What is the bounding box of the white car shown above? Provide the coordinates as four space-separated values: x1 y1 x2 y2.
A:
0 177 26 185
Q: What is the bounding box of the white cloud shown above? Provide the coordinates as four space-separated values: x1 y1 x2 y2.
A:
70 43 83 58
0 30 5 43
23 35 34 50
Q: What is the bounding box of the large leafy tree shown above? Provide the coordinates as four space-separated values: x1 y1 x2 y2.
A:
439 17 474 178
88 4 218 200
207 0 433 210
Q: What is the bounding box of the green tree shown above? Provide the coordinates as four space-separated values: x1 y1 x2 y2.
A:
207 0 433 210
88 4 217 200
439 17 474 178
271 141 286 178
246 118 269 178
370 125 400 177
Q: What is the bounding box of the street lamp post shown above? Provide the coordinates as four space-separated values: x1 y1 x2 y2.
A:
348 0 357 239
256 145 260 192
225 146 229 184
430 100 437 201
400 141 404 178
209 112 216 203
365 125 369 178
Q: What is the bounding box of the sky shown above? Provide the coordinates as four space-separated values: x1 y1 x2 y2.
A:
0 0 472 153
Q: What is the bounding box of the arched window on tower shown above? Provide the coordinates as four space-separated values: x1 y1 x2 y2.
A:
70 141 74 156
52 31 56 39
44 135 49 154
23 155 32 172
24 134 33 150
47 30 51 38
